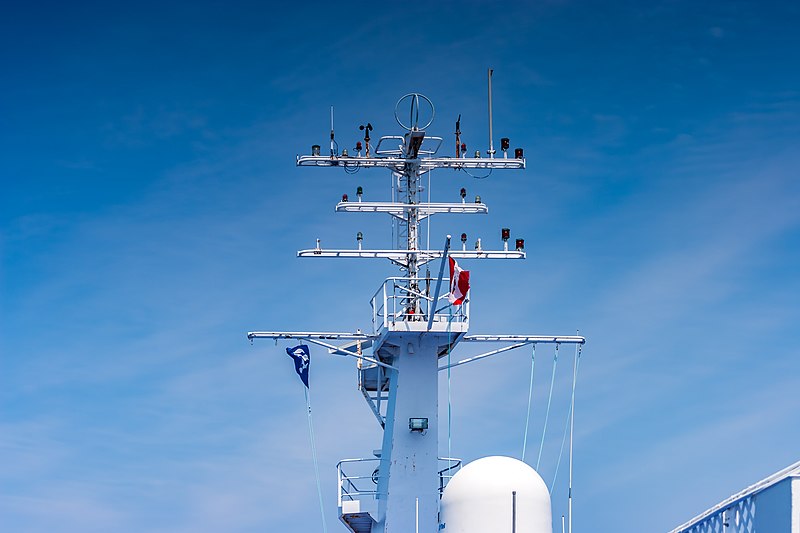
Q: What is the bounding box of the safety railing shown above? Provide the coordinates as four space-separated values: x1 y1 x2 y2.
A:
370 277 469 335
338 457 381 509
438 457 462 495
337 456 463 512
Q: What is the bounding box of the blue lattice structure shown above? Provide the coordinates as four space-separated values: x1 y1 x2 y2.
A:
669 460 800 533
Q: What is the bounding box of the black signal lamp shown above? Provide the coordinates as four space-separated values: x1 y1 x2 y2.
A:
312 145 321 156
516 238 525 251
501 137 510 151
342 194 348 202
356 141 363 150
514 148 524 159
461 233 467 244
475 195 481 204
501 228 510 241
357 186 363 196
460 187 466 200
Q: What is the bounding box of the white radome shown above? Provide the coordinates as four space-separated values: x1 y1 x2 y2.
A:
440 456 552 533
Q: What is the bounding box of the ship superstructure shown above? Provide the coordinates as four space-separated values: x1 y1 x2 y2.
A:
249 76 585 533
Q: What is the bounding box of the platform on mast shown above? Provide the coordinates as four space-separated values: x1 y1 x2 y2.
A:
370 277 468 336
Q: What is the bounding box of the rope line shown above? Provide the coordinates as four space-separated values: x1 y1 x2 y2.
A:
447 304 453 470
521 343 536 461
536 343 559 471
304 387 328 533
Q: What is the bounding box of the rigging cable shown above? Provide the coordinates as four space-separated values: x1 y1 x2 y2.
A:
521 343 537 462
343 161 360 174
536 343 559 471
550 343 582 492
304 386 328 533
427 169 431 251
462 167 493 180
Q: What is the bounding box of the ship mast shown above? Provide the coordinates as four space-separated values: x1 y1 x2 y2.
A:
249 76 585 533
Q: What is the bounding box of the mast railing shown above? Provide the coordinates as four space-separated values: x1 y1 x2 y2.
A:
338 458 382 508
438 457 463 495
337 456 463 511
370 277 469 335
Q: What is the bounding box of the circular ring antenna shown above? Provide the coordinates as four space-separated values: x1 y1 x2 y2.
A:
394 93 435 131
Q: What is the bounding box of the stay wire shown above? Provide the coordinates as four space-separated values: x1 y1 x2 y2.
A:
550 343 581 492
536 343 559 471
521 343 536 462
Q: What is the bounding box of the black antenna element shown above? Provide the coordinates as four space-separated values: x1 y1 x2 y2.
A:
330 105 337 157
359 123 373 157
455 114 462 158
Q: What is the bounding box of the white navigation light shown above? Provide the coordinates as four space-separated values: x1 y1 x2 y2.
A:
440 456 552 533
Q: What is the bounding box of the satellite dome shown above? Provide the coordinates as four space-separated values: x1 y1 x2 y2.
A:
440 456 551 533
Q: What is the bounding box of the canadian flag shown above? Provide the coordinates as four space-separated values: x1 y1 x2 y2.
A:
448 256 470 305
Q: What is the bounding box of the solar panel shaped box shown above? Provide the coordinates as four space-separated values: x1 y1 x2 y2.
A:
439 456 552 533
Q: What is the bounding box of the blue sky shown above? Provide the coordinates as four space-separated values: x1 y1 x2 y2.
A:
2 1 799 531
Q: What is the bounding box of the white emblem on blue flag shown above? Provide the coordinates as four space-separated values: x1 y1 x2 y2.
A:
286 344 310 388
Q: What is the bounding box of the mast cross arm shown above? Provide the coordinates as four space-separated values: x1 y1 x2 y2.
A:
296 249 526 260
439 334 586 371
247 331 395 372
296 155 525 170
247 331 375 341
335 201 488 218
462 334 586 344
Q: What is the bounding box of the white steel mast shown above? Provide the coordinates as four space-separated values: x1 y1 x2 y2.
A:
249 79 585 533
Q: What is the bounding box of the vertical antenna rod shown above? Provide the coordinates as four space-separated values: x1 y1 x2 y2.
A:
487 68 495 158
512 491 517 533
330 105 335 157
455 114 462 158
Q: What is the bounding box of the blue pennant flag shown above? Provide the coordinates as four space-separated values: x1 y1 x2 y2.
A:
286 344 310 388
